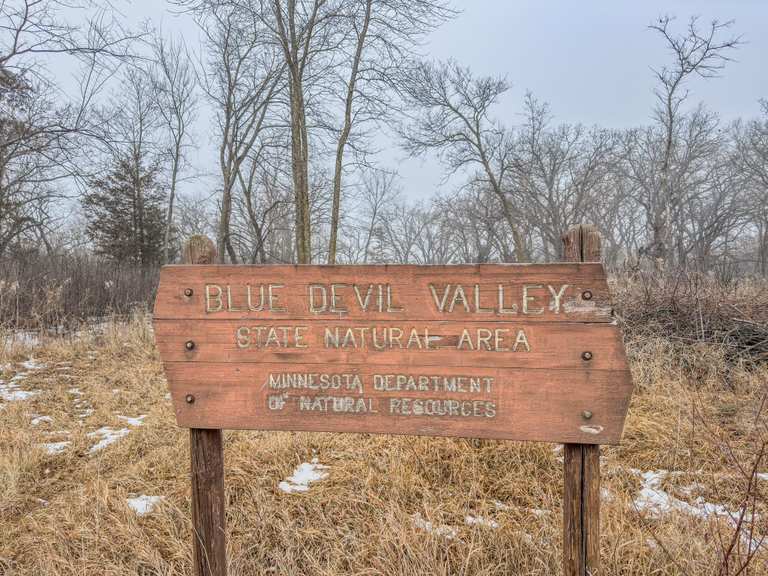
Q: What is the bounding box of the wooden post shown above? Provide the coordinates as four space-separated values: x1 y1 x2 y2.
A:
183 236 227 576
562 224 601 576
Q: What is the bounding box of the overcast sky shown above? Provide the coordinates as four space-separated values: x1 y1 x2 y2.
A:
116 0 768 201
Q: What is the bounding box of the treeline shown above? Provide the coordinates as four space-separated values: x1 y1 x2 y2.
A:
1 1 767 279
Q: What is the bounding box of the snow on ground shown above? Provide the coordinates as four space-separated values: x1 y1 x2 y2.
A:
116 415 147 426
0 358 46 402
631 469 764 551
87 427 131 454
3 331 42 349
31 415 53 426
20 359 46 371
411 513 458 540
464 515 499 529
0 383 38 401
633 470 735 519
278 458 329 493
126 495 164 516
39 441 71 455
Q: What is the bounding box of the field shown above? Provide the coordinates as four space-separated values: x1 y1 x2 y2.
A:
1 277 767 576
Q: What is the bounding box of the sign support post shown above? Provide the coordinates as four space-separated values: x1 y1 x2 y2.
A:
157 227 630 576
183 236 227 576
562 224 602 576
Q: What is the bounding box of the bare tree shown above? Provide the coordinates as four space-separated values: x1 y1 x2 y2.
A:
152 33 198 263
510 93 615 260
0 0 137 74
337 167 399 263
644 15 741 264
198 3 284 263
735 101 768 275
0 0 140 256
326 0 452 264
399 60 528 261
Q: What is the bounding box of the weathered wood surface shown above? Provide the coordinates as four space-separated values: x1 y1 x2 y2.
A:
183 235 227 576
154 319 628 370
164 363 629 443
153 261 632 445
154 263 614 322
564 443 600 575
562 224 604 576
190 428 227 576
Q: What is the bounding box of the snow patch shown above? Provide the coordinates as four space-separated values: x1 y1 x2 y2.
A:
465 515 499 529
0 359 46 402
0 384 38 401
278 458 329 493
632 469 762 551
127 495 164 516
31 415 53 426
411 513 458 540
39 441 71 455
117 415 147 427
87 427 130 453
20 359 46 371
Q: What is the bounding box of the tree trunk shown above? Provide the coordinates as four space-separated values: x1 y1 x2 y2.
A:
328 0 372 265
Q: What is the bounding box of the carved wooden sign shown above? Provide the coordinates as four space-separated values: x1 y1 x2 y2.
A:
154 263 632 444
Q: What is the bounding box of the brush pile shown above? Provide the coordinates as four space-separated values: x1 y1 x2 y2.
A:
613 271 768 364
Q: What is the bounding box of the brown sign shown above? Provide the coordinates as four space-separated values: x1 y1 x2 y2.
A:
153 263 632 444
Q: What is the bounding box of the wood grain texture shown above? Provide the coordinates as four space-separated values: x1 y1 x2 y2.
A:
183 236 227 576
163 363 631 444
562 224 604 576
190 428 227 576
154 319 627 370
153 263 615 322
153 260 632 445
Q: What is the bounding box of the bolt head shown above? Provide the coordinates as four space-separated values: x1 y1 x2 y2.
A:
582 410 593 420
582 290 593 301
581 351 593 361
185 340 195 351
185 394 195 404
184 288 194 297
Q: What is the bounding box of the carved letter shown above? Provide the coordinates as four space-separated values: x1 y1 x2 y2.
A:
547 284 570 314
247 284 265 311
448 285 471 313
429 284 452 312
330 283 348 313
235 326 250 348
295 327 308 348
513 329 531 352
309 284 327 313
474 284 493 313
386 284 404 312
498 285 517 314
353 284 373 311
522 285 544 315
205 284 223 313
269 284 286 312
457 329 474 350
226 285 244 312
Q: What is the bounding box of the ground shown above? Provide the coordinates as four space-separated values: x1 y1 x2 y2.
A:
0 316 766 575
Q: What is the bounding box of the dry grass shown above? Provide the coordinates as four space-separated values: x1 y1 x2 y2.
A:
1 310 766 575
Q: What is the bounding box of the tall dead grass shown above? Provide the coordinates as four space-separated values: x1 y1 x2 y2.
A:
0 275 766 575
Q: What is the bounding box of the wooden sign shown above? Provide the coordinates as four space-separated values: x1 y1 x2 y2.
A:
154 226 632 576
154 263 632 445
